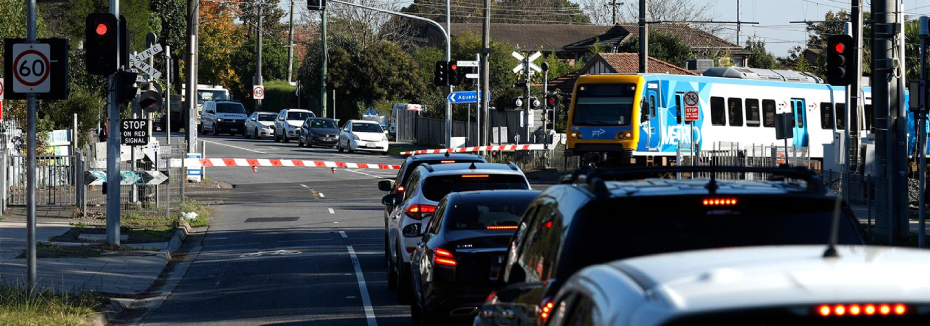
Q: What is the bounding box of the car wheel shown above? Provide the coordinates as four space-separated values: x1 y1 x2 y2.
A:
274 131 280 142
337 142 345 153
297 137 303 147
212 124 218 136
282 133 289 143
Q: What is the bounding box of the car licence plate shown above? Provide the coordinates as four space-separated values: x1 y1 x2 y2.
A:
230 128 238 132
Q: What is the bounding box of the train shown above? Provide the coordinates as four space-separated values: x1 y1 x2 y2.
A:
564 67 925 166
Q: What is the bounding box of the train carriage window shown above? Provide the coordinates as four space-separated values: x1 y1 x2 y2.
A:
762 100 776 127
820 103 834 129
710 97 726 126
835 103 846 130
649 94 656 117
728 98 743 126
745 99 760 127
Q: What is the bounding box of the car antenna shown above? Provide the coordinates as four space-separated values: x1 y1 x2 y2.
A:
469 161 477 170
444 151 450 157
705 160 719 195
823 192 844 258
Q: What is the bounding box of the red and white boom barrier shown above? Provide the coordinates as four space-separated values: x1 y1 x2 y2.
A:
179 158 400 170
399 144 547 156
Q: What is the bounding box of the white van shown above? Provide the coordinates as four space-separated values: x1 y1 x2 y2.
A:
200 101 248 136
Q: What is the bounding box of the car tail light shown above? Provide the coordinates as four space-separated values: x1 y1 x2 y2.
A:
703 198 737 206
487 225 518 230
816 303 907 317
538 297 554 323
395 185 405 193
434 248 457 266
405 204 437 220
440 160 456 163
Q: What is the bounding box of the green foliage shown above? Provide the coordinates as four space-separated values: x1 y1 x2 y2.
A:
619 30 693 67
259 80 297 113
44 89 105 148
230 36 291 109
151 0 187 61
0 283 105 326
745 39 777 69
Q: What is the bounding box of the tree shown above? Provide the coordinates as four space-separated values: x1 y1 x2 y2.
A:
619 29 692 67
603 0 722 34
198 1 241 88
745 38 776 69
803 10 873 78
230 35 292 108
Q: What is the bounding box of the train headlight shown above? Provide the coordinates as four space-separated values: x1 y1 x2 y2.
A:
616 131 632 139
570 130 582 139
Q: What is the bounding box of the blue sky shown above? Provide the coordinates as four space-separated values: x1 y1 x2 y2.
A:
293 0 930 58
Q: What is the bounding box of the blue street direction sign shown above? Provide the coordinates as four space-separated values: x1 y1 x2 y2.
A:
447 91 489 103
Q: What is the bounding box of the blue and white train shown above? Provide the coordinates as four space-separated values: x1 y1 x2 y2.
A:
564 67 924 165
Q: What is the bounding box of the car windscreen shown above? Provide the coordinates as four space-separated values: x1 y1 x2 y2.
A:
216 103 246 114
258 114 276 121
311 119 337 129
445 195 535 230
287 111 312 120
422 174 529 202
572 83 637 126
560 196 864 280
352 123 383 133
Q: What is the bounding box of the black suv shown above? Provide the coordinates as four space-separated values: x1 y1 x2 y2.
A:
475 166 866 326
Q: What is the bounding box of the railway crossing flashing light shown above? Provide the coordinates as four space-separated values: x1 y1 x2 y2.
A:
826 35 853 86
434 61 448 86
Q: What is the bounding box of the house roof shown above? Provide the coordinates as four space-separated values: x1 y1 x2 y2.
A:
615 22 741 50
547 53 697 95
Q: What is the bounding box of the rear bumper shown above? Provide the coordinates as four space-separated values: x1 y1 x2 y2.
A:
424 283 496 319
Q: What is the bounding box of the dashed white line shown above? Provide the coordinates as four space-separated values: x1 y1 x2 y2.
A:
328 208 335 214
301 184 309 188
348 246 378 326
319 193 325 198
344 168 393 180
202 139 268 154
339 231 348 239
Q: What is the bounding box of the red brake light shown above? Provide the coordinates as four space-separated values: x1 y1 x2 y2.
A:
433 248 456 266
96 23 108 36
817 303 908 317
487 225 518 230
440 160 455 163
703 198 737 206
435 248 453 257
405 204 437 220
539 298 554 323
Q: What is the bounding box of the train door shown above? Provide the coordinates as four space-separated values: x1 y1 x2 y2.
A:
646 86 660 150
790 98 809 148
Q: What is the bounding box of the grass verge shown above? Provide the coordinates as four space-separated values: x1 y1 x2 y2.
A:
18 243 158 259
0 283 107 326
178 198 212 227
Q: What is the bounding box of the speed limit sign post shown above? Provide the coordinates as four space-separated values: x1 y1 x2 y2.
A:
253 85 265 100
12 43 51 93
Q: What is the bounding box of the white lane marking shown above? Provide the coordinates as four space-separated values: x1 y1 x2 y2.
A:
202 139 268 154
339 231 348 239
301 184 308 188
348 246 378 326
319 193 325 198
329 208 335 214
206 242 261 247
344 168 393 180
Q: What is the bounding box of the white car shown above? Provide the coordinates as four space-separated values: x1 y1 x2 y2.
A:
244 111 276 139
337 120 389 154
540 245 930 326
274 109 315 142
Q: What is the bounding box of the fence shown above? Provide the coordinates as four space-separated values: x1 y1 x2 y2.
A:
83 143 186 220
5 154 79 206
394 108 526 147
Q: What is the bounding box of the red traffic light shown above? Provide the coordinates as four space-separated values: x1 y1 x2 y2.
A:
834 42 845 54
547 98 556 104
450 64 458 70
96 23 108 35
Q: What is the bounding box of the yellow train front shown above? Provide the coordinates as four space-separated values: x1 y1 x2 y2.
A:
566 74 646 166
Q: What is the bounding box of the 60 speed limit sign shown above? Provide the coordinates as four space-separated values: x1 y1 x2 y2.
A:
12 43 51 93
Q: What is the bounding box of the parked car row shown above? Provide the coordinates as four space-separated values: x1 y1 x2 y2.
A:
374 163 930 326
195 103 389 155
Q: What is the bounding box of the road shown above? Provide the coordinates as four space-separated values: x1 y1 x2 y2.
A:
132 131 414 325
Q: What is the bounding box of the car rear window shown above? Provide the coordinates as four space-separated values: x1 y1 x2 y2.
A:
560 196 864 279
287 111 313 120
422 174 529 202
258 114 276 121
446 195 535 230
352 123 383 133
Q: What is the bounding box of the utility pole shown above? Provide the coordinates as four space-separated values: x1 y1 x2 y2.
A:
523 54 531 143
893 1 909 243
321 7 327 117
736 0 741 46
256 2 264 111
287 0 295 82
482 0 490 146
107 0 122 246
186 0 199 155
612 0 618 25
445 0 452 147
638 0 648 73
872 0 908 243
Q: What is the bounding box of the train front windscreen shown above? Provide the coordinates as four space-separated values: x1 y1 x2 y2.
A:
572 83 638 127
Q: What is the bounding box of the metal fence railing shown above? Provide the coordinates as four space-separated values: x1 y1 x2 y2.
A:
6 155 78 206
83 143 186 220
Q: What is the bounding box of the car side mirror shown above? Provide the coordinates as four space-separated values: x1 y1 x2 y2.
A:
381 193 400 206
403 223 422 237
378 180 395 191
251 118 257 121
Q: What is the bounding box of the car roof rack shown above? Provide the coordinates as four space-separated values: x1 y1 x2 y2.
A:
562 165 826 195
422 163 434 172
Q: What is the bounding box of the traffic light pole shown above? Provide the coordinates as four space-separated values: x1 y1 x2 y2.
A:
328 0 451 145
106 0 122 246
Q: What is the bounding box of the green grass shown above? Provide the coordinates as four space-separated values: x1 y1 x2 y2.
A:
129 227 177 242
388 143 420 156
0 283 107 326
178 198 212 227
